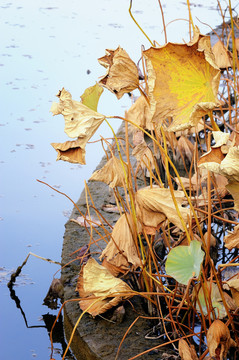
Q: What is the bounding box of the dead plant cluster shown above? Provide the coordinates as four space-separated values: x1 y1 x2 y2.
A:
48 2 239 360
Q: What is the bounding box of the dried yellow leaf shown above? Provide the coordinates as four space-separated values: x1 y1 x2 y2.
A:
132 140 155 176
98 47 139 99
212 40 233 69
178 339 198 360
175 119 205 137
198 147 225 167
136 186 190 232
51 139 86 164
143 39 221 132
176 136 195 163
207 320 236 360
76 258 132 317
50 87 105 139
212 131 230 148
101 258 125 277
214 174 228 198
132 130 144 146
125 95 153 130
235 38 239 53
189 26 218 68
204 231 217 247
175 168 208 192
174 177 196 192
199 146 239 182
89 156 127 188
226 182 239 212
223 224 239 250
100 213 141 274
226 275 239 307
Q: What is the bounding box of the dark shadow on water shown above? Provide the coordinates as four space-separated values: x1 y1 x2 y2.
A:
8 282 75 359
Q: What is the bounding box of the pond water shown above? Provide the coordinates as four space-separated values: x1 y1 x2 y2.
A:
1 1 239 359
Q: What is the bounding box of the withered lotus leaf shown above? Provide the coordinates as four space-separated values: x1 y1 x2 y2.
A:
219 147 239 181
212 40 233 69
204 231 217 247
235 38 239 53
51 139 86 164
214 174 228 198
98 47 139 99
189 26 218 68
101 258 126 277
100 213 141 273
132 129 144 146
223 224 239 250
89 156 127 188
199 146 239 182
76 258 132 317
174 177 196 192
143 39 221 132
125 95 153 130
226 182 239 212
174 119 205 137
212 131 230 148
175 168 208 192
198 147 225 167
178 339 199 360
176 135 195 163
136 186 191 232
207 320 236 360
50 87 105 139
223 291 238 311
132 140 155 175
226 275 239 307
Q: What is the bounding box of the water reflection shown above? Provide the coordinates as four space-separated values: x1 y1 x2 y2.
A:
8 277 75 359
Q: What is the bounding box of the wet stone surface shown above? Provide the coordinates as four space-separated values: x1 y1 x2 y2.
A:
61 124 171 360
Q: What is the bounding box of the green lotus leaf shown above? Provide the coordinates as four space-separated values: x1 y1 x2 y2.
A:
165 240 204 285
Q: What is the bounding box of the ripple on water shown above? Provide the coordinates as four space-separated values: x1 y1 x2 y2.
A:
0 267 34 286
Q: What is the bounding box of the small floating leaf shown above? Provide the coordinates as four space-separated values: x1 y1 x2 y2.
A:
165 240 204 285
